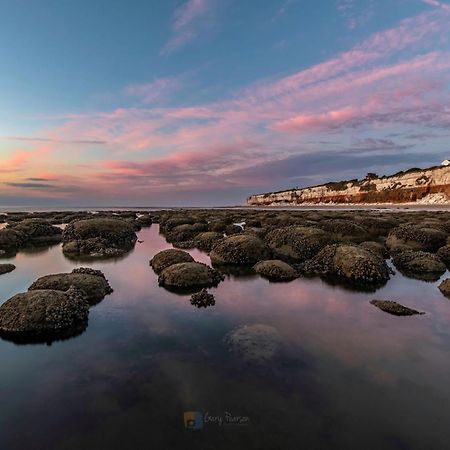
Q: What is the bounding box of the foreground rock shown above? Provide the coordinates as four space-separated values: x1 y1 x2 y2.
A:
29 268 113 305
194 231 224 251
303 244 390 289
386 224 447 253
0 287 89 344
149 249 194 274
7 219 62 246
0 264 16 275
392 250 446 281
225 324 281 365
190 289 216 308
370 300 424 316
210 235 270 265
253 260 298 281
264 226 331 263
62 218 137 258
158 262 224 291
438 278 450 298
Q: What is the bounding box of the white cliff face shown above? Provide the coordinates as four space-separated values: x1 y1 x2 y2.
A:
247 166 450 206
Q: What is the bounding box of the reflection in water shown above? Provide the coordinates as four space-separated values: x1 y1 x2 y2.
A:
0 225 450 449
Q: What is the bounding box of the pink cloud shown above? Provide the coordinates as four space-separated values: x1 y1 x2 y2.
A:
4 8 450 202
123 76 184 104
160 0 216 55
421 0 450 12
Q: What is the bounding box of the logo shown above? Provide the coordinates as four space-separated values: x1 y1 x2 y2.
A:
184 411 203 430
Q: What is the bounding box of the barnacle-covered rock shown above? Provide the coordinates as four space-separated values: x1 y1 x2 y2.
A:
190 289 216 308
29 268 113 305
253 260 298 281
386 224 447 253
194 231 224 251
0 287 89 344
392 250 446 281
158 262 224 291
62 218 137 258
303 244 390 289
0 264 16 275
370 300 424 316
149 249 194 274
210 235 270 265
264 226 331 263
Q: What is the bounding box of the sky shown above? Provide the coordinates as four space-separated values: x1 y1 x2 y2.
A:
0 0 450 207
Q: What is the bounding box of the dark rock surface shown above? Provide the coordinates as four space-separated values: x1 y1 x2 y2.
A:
150 249 195 274
253 260 298 281
210 234 270 265
370 300 424 316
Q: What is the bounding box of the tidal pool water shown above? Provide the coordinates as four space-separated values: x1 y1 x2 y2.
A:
1 225 450 450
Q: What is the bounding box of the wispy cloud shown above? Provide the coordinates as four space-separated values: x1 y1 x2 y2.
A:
0 136 107 144
123 76 184 104
337 0 375 30
421 0 450 12
3 8 450 202
160 0 217 55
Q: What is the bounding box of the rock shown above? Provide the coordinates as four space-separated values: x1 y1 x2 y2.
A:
149 249 195 274
320 219 370 243
437 245 450 267
0 287 89 344
158 262 224 291
370 300 424 316
210 235 270 265
225 324 281 365
392 250 446 281
62 218 137 258
165 223 208 243
264 226 331 263
7 219 62 246
359 241 389 258
190 289 216 308
303 244 390 288
136 215 153 227
253 260 298 281
28 268 113 305
225 224 243 235
438 278 450 298
386 224 447 253
0 228 26 252
0 264 16 275
194 231 224 251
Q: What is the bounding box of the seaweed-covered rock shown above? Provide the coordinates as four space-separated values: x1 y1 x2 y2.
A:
438 278 450 298
190 289 216 308
437 245 450 267
370 300 424 316
0 264 15 275
225 224 243 235
136 215 153 227
210 235 270 265
253 260 298 281
0 287 89 344
28 268 113 305
7 219 62 245
392 250 446 281
149 249 194 274
194 231 224 251
62 218 137 258
166 223 208 243
320 219 370 243
158 262 224 290
225 324 281 365
0 228 26 252
359 241 388 259
303 244 390 288
264 226 331 263
386 224 447 253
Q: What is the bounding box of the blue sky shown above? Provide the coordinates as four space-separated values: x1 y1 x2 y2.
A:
0 0 449 206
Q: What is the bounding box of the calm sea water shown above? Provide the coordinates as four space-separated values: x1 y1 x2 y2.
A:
1 225 450 450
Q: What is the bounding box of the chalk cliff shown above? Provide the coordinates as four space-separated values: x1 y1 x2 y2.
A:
247 165 450 206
